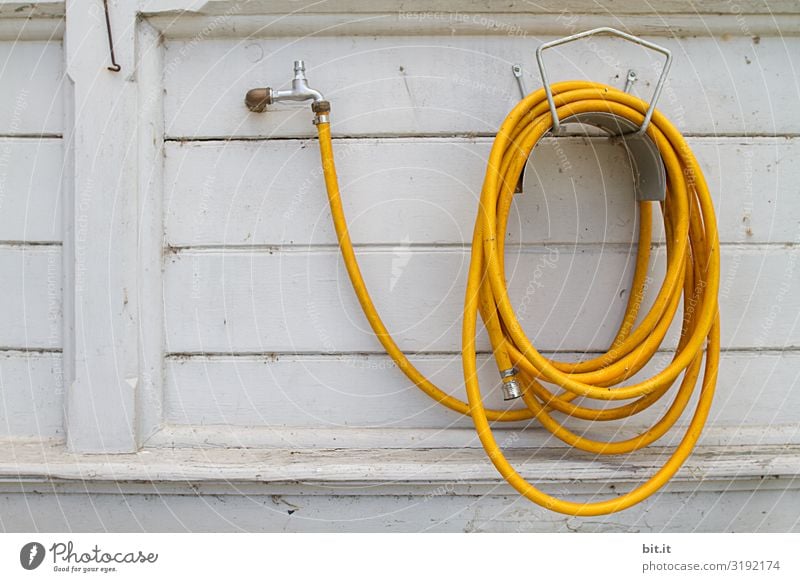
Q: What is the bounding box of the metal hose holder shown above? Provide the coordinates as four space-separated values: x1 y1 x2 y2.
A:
535 27 672 202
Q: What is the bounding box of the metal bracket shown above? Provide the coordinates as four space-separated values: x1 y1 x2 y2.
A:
511 64 527 99
624 69 638 94
560 112 666 201
533 28 670 201
535 27 672 137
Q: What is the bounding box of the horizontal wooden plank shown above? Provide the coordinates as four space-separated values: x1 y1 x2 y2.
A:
0 351 62 439
164 35 797 138
0 1 63 18
148 423 800 451
164 137 799 246
0 41 63 135
146 13 800 40
0 246 61 349
0 19 64 42
0 138 62 242
163 247 799 353
2 440 798 486
163 351 800 448
1 483 797 532
143 0 800 16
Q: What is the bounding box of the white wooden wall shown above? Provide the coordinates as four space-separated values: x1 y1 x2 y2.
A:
0 0 798 532
0 22 64 440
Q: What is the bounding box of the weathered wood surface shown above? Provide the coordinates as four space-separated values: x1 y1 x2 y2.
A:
162 247 800 353
0 352 62 438
0 40 63 135
1 482 796 532
164 137 798 247
161 351 800 446
1 440 797 486
163 36 799 138
0 6 798 536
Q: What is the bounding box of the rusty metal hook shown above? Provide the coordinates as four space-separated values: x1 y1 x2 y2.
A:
103 0 121 72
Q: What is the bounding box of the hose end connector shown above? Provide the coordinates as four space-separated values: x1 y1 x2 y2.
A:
500 367 523 401
312 100 331 125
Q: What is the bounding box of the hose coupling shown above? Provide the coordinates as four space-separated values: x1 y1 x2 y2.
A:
500 367 523 401
312 100 331 125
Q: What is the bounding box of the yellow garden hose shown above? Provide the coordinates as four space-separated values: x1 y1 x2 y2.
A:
314 80 720 516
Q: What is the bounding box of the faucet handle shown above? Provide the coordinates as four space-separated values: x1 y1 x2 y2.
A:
244 87 273 112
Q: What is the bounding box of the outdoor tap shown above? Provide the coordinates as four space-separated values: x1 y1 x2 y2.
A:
245 60 325 112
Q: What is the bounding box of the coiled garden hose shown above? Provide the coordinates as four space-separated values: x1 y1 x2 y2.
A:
314 80 720 516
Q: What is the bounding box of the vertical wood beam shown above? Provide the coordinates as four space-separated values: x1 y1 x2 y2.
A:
64 0 140 452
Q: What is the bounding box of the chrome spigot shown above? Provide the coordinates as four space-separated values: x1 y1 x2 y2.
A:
245 60 325 112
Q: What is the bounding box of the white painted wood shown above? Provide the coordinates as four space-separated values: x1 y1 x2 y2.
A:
58 18 73 453
163 247 800 353
152 7 800 499
0 138 62 242
145 13 800 41
0 440 797 532
0 1 794 533
0 485 798 534
0 440 797 486
164 137 799 247
5 475 793 499
136 19 167 447
0 246 61 349
701 138 798 245
0 352 62 438
141 0 800 16
0 21 63 442
1 481 798 532
163 35 798 138
0 18 64 42
0 40 63 135
0 1 63 17
161 351 800 445
63 1 140 453
0 438 795 531
147 423 800 451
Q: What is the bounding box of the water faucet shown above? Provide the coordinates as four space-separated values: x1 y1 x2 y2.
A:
245 60 325 112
